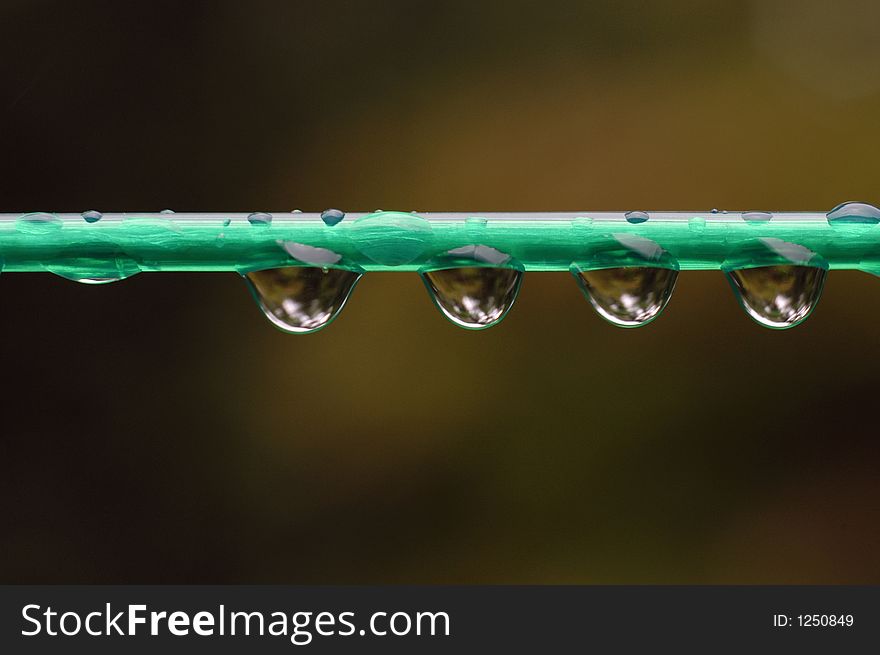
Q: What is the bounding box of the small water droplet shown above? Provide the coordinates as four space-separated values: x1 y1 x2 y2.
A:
624 211 649 224
82 210 103 223
465 216 488 227
421 267 522 329
160 209 175 214
222 218 231 227
245 266 361 334
711 208 720 214
826 201 880 225
248 212 273 226
320 208 345 226
742 211 773 223
573 266 677 327
291 209 303 213
725 265 826 329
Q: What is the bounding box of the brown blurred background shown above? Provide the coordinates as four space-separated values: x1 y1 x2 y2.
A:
1 0 879 583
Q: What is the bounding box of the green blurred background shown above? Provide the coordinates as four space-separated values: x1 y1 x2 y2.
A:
1 0 879 583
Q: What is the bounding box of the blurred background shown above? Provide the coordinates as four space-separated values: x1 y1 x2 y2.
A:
1 0 879 583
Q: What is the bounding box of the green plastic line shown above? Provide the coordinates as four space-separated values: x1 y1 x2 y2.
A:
1 208 879 281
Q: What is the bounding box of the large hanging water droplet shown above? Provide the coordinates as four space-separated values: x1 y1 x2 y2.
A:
725 265 826 329
826 201 880 225
573 266 677 327
421 267 522 329
320 208 345 226
244 266 361 334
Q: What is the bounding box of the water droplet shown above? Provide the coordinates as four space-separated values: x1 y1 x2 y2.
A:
711 208 719 214
421 266 522 329
244 266 361 334
291 209 303 213
320 208 345 226
465 216 488 227
160 209 175 214
351 211 433 265
624 211 649 224
248 212 273 226
82 210 103 223
573 266 677 327
826 201 880 225
47 256 141 284
725 265 826 329
742 211 773 223
17 212 62 233
222 218 231 227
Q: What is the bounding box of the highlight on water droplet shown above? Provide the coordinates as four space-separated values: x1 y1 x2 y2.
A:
160 209 175 214
742 211 773 224
419 246 522 329
320 208 345 226
244 266 362 334
82 210 103 223
571 265 678 328
247 212 273 226
724 264 827 329
826 201 880 225
624 210 649 224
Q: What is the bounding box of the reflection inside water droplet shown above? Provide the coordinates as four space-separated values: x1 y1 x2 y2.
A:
725 265 826 329
244 266 361 333
421 267 522 329
573 266 677 327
